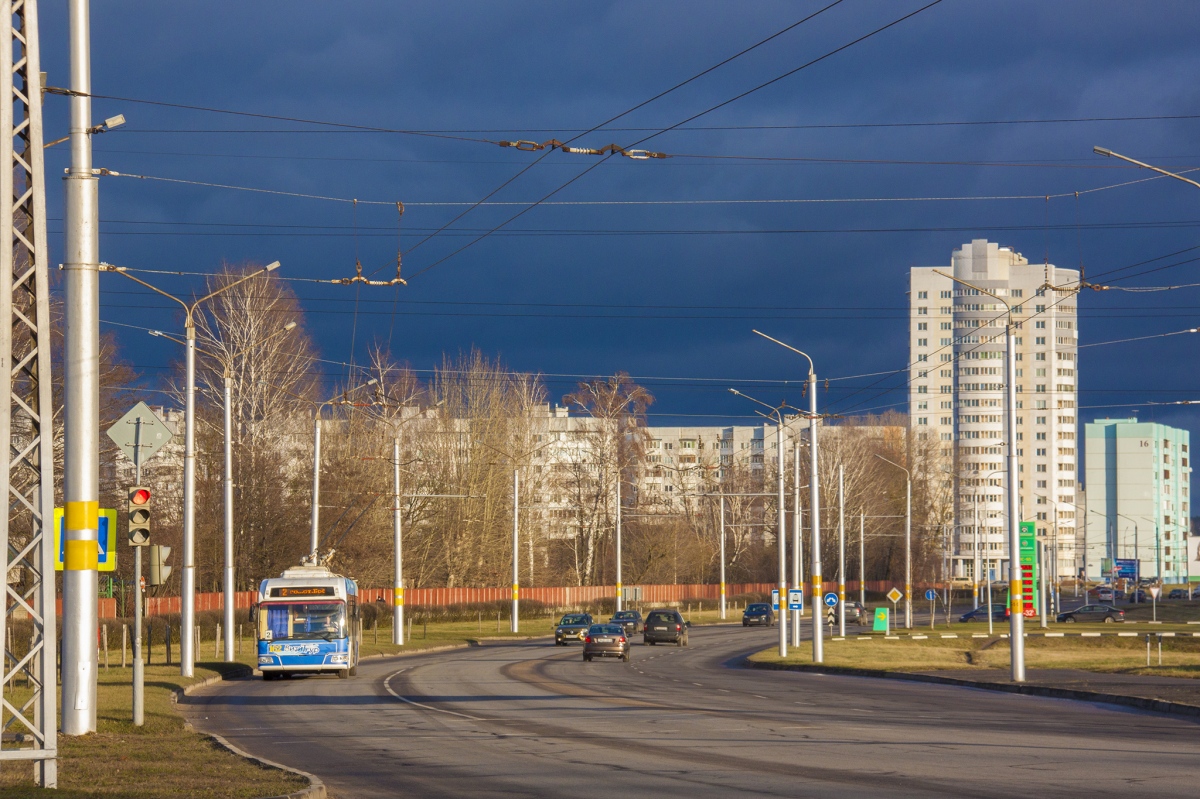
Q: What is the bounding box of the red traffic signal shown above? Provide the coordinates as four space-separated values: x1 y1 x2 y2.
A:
130 487 151 505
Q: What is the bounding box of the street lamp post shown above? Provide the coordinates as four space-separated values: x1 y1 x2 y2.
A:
104 261 280 677
752 330 821 662
152 320 296 662
719 492 726 619
935 269 1025 682
309 377 379 563
838 464 846 637
729 389 789 659
877 455 912 628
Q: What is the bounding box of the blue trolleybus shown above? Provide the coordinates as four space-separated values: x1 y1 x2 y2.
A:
255 565 361 679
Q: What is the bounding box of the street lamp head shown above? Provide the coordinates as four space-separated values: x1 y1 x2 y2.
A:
1093 146 1113 157
283 321 297 331
148 330 162 337
264 261 281 272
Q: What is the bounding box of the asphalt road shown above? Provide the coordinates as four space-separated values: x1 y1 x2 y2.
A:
186 625 1200 798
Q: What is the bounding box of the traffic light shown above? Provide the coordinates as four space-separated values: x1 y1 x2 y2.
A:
149 545 172 586
127 486 151 546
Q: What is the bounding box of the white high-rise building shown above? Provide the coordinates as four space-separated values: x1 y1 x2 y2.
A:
909 240 1080 582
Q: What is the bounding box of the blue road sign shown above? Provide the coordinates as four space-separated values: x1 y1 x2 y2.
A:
770 589 780 611
924 589 937 601
823 592 838 607
787 589 803 611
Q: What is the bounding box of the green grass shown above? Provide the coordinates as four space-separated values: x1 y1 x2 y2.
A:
751 631 1200 680
0 661 308 799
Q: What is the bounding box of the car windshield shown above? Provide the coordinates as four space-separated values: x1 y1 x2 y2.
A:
647 613 677 623
613 611 637 620
560 615 589 625
259 601 346 641
747 604 769 612
590 624 623 635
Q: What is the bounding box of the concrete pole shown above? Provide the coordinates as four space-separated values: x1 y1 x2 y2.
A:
859 511 866 607
222 374 234 662
1006 320 1025 681
180 326 197 677
838 465 845 637
615 473 622 612
511 467 520 633
776 417 787 658
62 0 99 735
719 493 726 620
1039 540 1048 629
973 500 980 609
310 414 322 562
393 438 404 645
132 425 143 726
905 473 912 629
793 436 803 647
809 370 822 663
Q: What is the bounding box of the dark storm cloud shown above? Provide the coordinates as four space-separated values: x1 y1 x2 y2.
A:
35 0 1200 434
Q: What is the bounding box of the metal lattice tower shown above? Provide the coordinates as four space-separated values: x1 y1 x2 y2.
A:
0 0 58 786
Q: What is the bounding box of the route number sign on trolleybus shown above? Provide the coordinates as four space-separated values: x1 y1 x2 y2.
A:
255 565 362 679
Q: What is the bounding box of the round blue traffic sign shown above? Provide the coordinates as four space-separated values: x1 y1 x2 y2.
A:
823 592 838 607
924 589 937 601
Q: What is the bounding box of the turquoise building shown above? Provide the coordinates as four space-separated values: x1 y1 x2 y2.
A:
1084 419 1192 582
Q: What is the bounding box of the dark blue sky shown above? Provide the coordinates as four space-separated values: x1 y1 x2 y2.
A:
36 0 1200 436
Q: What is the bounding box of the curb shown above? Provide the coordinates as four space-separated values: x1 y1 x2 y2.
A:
207 731 327 799
746 659 1200 720
172 666 325 799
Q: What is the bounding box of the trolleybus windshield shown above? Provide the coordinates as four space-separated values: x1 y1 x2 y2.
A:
259 601 346 641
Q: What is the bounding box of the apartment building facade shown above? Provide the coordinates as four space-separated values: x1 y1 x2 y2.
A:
909 240 1080 582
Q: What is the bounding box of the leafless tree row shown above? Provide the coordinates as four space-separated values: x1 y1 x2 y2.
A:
69 266 950 598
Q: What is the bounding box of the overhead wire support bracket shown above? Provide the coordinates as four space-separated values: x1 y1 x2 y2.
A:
497 138 667 160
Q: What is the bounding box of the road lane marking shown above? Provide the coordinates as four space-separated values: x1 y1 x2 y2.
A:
383 669 487 721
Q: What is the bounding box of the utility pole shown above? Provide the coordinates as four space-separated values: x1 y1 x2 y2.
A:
0 0 57 781
719 493 726 620
615 473 622 612
512 467 519 633
393 438 404 644
63 0 100 734
838 465 846 637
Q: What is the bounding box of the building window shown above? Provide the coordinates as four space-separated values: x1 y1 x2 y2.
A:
1036 337 1046 345
918 307 928 315
917 338 927 347
917 291 928 299
917 322 928 330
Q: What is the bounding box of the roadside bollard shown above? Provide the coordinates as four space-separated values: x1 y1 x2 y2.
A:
1158 633 1163 666
1146 634 1151 667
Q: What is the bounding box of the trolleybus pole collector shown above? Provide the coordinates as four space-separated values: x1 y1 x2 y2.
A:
254 564 362 679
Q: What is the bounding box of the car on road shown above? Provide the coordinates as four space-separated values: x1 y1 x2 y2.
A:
1128 589 1147 603
1056 604 1125 624
742 603 775 627
1095 587 1125 602
959 604 1008 623
843 601 869 625
1193 586 1200 600
583 623 631 662
555 613 593 645
644 609 689 646
1168 589 1188 600
610 610 644 635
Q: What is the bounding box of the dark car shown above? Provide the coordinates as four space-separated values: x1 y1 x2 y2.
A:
644 609 689 646
842 601 869 625
742 603 775 627
1168 589 1188 600
583 623 630 662
1057 604 1124 624
959 603 1008 623
555 613 593 645
610 610 644 635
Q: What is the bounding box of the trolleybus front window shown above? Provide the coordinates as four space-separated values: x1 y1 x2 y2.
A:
260 602 346 641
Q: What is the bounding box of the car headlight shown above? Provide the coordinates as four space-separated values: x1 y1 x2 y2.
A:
258 656 273 664
556 628 564 634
